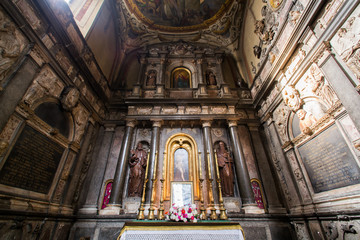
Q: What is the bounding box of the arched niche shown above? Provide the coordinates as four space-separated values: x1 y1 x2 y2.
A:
33 98 73 139
163 133 199 202
165 61 197 88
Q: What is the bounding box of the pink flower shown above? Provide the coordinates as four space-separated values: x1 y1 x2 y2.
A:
191 216 195 220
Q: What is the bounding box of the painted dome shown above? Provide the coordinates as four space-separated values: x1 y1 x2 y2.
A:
125 0 233 32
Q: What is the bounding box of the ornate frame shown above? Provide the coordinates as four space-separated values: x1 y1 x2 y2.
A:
171 67 192 88
163 133 199 201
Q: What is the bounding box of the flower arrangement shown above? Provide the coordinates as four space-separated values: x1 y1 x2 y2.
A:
165 203 199 223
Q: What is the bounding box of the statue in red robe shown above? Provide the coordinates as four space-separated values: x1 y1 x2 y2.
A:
128 143 147 197
216 141 234 197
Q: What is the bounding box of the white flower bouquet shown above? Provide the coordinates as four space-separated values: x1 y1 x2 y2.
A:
165 203 199 223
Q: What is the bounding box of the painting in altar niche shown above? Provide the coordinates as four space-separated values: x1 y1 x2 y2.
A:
127 142 148 197
215 141 234 197
173 148 189 181
132 0 227 27
172 67 191 88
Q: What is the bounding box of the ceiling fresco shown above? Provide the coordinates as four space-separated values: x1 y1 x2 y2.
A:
125 0 234 31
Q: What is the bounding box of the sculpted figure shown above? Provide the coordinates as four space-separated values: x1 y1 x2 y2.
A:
61 86 80 111
128 143 147 197
307 65 338 107
207 71 217 86
296 109 317 135
146 70 156 87
216 141 234 197
282 85 303 111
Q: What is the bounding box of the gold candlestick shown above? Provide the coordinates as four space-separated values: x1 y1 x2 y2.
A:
214 150 228 220
148 151 158 220
137 151 150 220
198 152 206 220
207 152 217 220
158 178 165 220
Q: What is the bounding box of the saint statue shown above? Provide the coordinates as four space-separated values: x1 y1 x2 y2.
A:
216 141 234 197
128 143 147 197
296 109 317 135
207 71 217 86
146 70 156 87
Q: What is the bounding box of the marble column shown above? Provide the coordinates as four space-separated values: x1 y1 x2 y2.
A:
227 120 257 213
78 124 116 215
106 120 136 214
145 120 162 203
201 120 218 203
247 123 286 214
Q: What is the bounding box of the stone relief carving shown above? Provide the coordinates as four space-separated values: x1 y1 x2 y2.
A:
0 114 22 143
23 67 64 106
304 65 339 108
161 105 178 114
293 222 311 240
210 106 227 114
273 102 290 143
331 7 360 84
282 85 303 112
252 2 279 59
185 105 201 114
137 106 153 115
326 222 339 240
73 105 89 143
285 49 306 79
212 128 224 138
0 10 26 84
61 86 80 111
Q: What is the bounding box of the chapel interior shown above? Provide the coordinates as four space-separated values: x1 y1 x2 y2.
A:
0 0 360 239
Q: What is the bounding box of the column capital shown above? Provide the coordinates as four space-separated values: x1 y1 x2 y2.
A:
126 120 137 128
151 119 163 128
247 123 260 132
104 124 116 132
201 119 213 127
227 120 238 127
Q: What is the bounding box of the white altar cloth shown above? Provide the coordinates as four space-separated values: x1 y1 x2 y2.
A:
118 222 245 240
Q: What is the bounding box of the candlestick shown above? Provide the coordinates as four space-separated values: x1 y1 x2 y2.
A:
137 151 150 220
214 149 228 220
198 152 203 179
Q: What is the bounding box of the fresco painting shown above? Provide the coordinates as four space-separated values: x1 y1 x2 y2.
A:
134 0 227 27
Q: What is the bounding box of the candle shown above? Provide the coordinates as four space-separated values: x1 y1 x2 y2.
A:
214 149 220 179
198 152 203 179
206 152 212 179
153 151 158 179
144 151 150 179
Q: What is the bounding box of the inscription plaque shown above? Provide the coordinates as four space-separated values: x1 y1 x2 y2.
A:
0 125 64 194
298 125 360 193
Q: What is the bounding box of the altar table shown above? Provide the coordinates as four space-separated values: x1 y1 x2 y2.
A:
118 222 245 240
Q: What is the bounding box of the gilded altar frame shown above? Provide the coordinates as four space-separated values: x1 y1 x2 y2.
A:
163 133 199 202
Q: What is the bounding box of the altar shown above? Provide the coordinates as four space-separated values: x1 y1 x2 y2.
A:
118 222 245 240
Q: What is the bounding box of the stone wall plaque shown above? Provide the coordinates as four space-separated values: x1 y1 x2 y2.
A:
298 125 360 193
0 125 64 194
